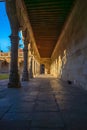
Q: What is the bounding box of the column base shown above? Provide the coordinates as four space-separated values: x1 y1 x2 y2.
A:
22 71 29 81
8 82 21 88
22 76 29 81
8 72 21 88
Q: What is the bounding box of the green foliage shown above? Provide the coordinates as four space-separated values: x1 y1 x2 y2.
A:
0 74 9 80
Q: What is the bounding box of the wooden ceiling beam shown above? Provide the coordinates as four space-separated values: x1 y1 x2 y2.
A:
24 0 75 57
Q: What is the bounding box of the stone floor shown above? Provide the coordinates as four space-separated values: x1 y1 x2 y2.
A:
0 75 87 130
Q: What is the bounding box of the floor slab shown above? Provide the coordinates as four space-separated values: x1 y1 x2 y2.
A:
0 75 87 129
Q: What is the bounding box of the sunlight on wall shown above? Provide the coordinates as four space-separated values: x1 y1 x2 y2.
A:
57 56 62 78
62 50 67 66
50 49 67 78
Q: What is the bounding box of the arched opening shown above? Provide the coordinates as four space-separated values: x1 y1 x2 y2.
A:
40 64 45 74
0 2 11 53
1 60 9 73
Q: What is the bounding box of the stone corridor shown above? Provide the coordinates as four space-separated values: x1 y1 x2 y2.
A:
0 75 87 130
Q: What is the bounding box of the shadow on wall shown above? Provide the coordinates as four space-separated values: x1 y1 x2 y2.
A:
57 40 87 89
50 0 87 89
56 51 76 86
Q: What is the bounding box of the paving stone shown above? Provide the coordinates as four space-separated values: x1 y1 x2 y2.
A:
0 98 12 107
0 120 31 130
2 112 32 120
30 128 65 130
37 97 55 102
21 96 37 102
0 111 7 120
62 110 87 130
9 102 35 113
31 112 64 128
0 76 87 129
0 107 11 119
35 101 59 112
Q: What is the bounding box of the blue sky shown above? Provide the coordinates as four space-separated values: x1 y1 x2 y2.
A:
0 2 23 52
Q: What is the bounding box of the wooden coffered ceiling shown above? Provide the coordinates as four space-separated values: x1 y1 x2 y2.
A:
24 0 75 58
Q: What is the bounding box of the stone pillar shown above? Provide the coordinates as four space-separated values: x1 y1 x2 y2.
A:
55 59 58 77
36 62 40 75
6 0 21 88
29 56 33 78
28 44 33 78
36 62 38 74
22 39 29 81
34 60 36 76
32 56 35 77
33 59 37 77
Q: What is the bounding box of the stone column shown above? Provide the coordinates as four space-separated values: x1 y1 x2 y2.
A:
22 39 29 81
6 0 21 88
34 60 36 76
32 56 35 77
29 56 33 78
28 44 33 78
36 62 40 75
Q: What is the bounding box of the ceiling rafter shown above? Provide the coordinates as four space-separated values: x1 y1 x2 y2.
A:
24 0 75 57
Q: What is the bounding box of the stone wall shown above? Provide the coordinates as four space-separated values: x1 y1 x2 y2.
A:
0 60 9 73
51 0 87 89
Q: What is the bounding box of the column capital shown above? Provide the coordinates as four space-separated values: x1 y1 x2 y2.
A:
24 39 29 45
9 34 19 39
22 29 28 39
19 26 25 32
